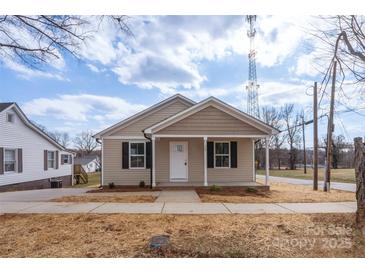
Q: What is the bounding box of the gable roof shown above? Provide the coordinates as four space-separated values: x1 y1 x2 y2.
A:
144 96 279 135
74 155 100 165
0 102 14 112
1 102 70 151
93 94 196 138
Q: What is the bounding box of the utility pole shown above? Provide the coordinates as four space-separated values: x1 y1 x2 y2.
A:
324 61 337 192
313 82 318 191
302 114 307 174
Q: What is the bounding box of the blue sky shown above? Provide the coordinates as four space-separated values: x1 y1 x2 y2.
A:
1 15 364 147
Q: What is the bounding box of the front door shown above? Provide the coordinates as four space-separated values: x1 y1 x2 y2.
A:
170 141 188 182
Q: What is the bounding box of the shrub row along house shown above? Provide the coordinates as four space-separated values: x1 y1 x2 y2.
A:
0 103 74 191
94 94 278 188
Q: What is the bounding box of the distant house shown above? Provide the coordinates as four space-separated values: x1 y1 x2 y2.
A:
94 94 278 188
0 103 74 191
74 155 100 173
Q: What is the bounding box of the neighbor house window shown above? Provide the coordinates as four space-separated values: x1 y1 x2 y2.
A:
130 142 145 168
6 113 14 123
47 151 55 168
61 154 71 164
214 142 230 168
4 149 16 172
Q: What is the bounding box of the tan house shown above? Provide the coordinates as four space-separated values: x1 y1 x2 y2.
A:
94 94 278 188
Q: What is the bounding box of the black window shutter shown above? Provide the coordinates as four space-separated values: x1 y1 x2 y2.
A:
207 141 214 168
146 142 152 169
17 148 23 173
0 148 3 175
122 142 129 169
230 141 237 168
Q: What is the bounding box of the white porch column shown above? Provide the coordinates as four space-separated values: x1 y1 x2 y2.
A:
265 137 270 186
203 136 208 186
152 136 156 187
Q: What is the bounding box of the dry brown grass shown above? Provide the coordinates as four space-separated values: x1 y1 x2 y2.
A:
0 213 364 258
50 195 156 203
198 182 356 203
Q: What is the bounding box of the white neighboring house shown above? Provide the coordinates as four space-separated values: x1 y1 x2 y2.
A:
74 155 100 173
0 102 74 190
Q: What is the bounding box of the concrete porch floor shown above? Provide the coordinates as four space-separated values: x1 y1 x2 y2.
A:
156 181 265 187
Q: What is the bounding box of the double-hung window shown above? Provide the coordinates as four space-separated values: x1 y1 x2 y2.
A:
47 151 55 169
214 142 230 168
130 142 145 168
61 154 71 164
4 149 16 172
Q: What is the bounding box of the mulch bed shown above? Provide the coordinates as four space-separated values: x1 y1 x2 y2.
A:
87 186 162 193
195 186 269 197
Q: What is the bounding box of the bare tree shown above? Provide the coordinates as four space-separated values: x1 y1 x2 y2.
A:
313 16 365 86
282 104 302 170
73 130 99 155
48 131 71 148
0 15 132 68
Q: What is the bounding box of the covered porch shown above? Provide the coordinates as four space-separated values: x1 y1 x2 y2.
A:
150 135 270 188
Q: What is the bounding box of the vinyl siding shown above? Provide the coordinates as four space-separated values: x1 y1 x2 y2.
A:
103 137 254 185
103 139 150 185
0 108 73 186
110 99 191 137
156 106 266 135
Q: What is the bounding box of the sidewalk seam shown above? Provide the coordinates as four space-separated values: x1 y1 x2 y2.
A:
222 203 232 214
161 202 166 214
274 203 296 213
87 202 106 213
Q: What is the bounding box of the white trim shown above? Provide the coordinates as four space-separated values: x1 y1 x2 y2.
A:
203 136 208 186
93 94 195 138
265 137 270 186
144 97 278 135
252 139 256 182
129 141 146 169
101 138 104 186
169 141 188 182
213 141 230 168
152 136 156 187
103 136 148 140
47 150 56 169
153 134 269 138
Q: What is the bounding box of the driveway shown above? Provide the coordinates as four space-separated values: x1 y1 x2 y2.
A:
0 188 90 202
257 175 356 192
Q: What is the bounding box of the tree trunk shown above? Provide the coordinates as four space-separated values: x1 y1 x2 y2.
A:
354 137 365 237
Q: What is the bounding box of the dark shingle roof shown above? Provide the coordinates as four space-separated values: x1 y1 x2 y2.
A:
0 102 14 112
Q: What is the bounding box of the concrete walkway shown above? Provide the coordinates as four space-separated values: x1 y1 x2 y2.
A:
257 175 356 192
0 201 356 214
155 190 201 203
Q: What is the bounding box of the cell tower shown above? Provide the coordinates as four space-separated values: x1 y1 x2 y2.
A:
245 15 260 118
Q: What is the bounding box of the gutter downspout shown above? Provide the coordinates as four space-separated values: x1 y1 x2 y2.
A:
96 138 103 188
143 132 153 189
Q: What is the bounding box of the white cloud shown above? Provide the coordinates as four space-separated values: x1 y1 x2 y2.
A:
2 58 66 80
22 94 146 125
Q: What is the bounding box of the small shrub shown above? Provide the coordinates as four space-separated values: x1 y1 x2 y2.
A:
246 187 258 193
139 181 146 188
209 184 221 192
108 182 115 189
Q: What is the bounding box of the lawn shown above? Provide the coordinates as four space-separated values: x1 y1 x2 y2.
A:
0 213 364 257
198 182 355 203
257 168 355 183
71 172 101 188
